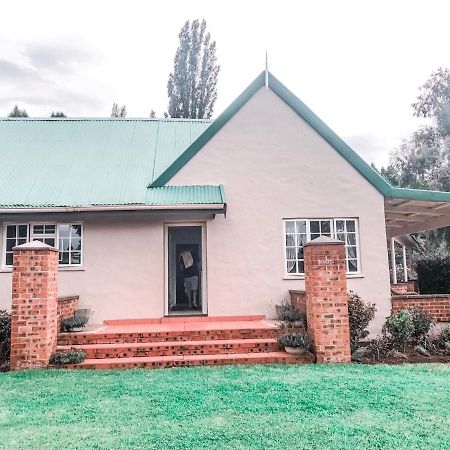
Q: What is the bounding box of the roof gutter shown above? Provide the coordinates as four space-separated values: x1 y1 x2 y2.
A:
0 203 226 214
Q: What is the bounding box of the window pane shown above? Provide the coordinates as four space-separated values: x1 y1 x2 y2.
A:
17 238 27 246
18 225 28 237
71 225 82 238
6 253 13 266
59 252 70 265
297 247 304 259
348 259 358 272
310 233 320 241
286 234 295 246
59 238 70 251
33 225 44 234
296 221 306 234
310 221 320 233
285 221 295 233
286 247 296 260
71 252 81 265
346 233 356 245
45 225 55 233
297 260 305 273
346 220 355 232
44 238 55 247
347 246 357 259
6 226 16 238
296 234 307 247
320 221 331 234
287 260 296 273
337 232 345 242
335 220 345 233
58 224 70 238
6 239 16 252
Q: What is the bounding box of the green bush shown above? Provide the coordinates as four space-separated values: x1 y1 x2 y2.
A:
383 310 415 351
278 332 310 349
409 307 434 339
416 255 450 294
347 291 376 352
0 310 11 366
50 349 86 365
440 326 450 343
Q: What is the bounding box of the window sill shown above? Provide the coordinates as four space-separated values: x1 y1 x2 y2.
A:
283 274 364 280
0 266 85 273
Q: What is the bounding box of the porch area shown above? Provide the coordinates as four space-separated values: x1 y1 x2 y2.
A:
56 316 315 369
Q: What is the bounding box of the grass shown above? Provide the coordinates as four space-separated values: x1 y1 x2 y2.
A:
0 364 449 449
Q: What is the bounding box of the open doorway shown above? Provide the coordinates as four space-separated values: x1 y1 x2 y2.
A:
166 225 206 316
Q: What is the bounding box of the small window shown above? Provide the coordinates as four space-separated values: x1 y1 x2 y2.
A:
3 223 83 267
283 218 360 276
4 224 28 266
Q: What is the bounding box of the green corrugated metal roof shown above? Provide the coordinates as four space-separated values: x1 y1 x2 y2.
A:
0 118 223 209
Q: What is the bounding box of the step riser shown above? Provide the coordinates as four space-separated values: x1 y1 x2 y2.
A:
61 343 282 359
58 329 277 346
62 355 314 370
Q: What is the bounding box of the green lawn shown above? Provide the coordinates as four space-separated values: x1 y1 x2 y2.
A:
0 364 449 449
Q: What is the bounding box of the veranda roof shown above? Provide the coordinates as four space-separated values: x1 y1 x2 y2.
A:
385 188 450 238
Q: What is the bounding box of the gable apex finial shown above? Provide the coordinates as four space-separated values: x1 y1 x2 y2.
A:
265 50 269 89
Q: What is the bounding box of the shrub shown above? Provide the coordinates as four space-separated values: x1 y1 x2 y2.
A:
383 309 415 351
347 291 376 352
409 307 434 340
275 298 306 324
416 255 450 294
440 326 450 343
61 315 89 332
50 349 86 365
278 332 310 350
0 310 11 366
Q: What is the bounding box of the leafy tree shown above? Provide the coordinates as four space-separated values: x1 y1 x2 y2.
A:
381 67 450 251
111 103 127 118
167 19 220 119
8 105 28 117
50 111 66 118
149 109 156 118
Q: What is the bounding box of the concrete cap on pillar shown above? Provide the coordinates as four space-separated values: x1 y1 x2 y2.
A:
303 235 344 247
12 240 58 252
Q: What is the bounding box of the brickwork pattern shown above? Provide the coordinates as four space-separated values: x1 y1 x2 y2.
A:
304 241 351 363
391 281 417 295
57 296 79 330
289 290 307 313
392 295 450 322
10 245 59 370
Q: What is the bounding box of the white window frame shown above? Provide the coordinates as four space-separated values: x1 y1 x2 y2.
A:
283 218 361 278
2 222 84 269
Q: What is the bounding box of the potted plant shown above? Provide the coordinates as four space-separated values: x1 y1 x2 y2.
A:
278 331 311 355
61 308 92 332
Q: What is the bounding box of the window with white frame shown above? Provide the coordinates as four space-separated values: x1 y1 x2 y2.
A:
284 218 360 275
3 223 83 267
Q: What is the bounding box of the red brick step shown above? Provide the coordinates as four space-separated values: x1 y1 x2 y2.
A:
62 351 315 370
57 338 281 359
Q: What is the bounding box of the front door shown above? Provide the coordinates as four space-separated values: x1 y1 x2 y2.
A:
166 225 206 316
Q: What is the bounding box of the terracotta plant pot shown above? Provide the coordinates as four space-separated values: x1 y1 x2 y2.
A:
284 346 307 355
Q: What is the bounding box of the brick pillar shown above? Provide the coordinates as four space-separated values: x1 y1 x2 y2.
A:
304 236 351 363
10 241 59 370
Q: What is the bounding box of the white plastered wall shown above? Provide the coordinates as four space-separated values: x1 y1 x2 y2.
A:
168 87 391 333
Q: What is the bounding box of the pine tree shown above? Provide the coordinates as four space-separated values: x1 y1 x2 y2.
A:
8 105 28 117
111 103 127 118
167 19 220 119
50 111 66 118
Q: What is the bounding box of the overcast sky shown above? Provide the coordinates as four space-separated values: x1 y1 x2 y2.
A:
1 0 449 166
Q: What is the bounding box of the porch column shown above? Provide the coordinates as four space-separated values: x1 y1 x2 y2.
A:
304 236 351 363
10 241 59 370
390 238 397 284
